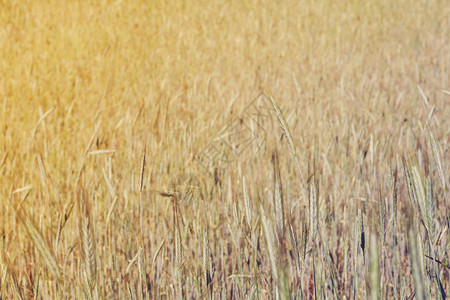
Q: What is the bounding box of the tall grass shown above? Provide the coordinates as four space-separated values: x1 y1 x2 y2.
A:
0 0 449 298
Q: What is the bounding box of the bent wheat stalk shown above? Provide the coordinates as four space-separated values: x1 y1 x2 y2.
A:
15 209 62 282
266 88 307 197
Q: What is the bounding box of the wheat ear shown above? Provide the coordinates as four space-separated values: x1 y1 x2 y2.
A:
16 209 62 281
266 88 306 194
78 188 97 293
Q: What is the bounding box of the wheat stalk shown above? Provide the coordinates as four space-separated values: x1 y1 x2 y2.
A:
369 235 379 300
78 188 97 293
203 230 212 297
409 230 425 300
289 221 301 279
409 160 435 242
427 130 445 191
266 88 306 191
260 204 278 282
138 247 147 299
273 153 285 243
139 141 147 237
309 181 318 245
260 203 289 298
242 176 252 230
16 209 62 282
427 129 449 227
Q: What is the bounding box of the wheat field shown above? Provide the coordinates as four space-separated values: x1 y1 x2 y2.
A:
0 0 449 299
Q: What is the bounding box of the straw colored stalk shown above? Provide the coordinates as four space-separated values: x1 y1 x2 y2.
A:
16 209 62 282
78 188 97 293
266 88 306 191
242 176 252 230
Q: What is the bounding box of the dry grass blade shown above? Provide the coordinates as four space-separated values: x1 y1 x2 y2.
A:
88 149 117 156
82 124 100 157
0 152 8 170
152 240 165 270
126 250 141 274
139 141 147 237
105 196 118 232
139 141 147 193
103 168 118 233
102 168 116 199
32 107 54 137
12 185 33 194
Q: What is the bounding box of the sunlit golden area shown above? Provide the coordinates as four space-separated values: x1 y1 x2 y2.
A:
1 0 449 298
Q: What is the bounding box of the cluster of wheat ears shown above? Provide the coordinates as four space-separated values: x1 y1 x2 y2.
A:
0 0 449 299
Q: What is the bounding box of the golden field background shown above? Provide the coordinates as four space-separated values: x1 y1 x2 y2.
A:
0 0 449 298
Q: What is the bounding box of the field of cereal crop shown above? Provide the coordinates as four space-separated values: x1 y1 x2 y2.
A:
0 0 449 298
